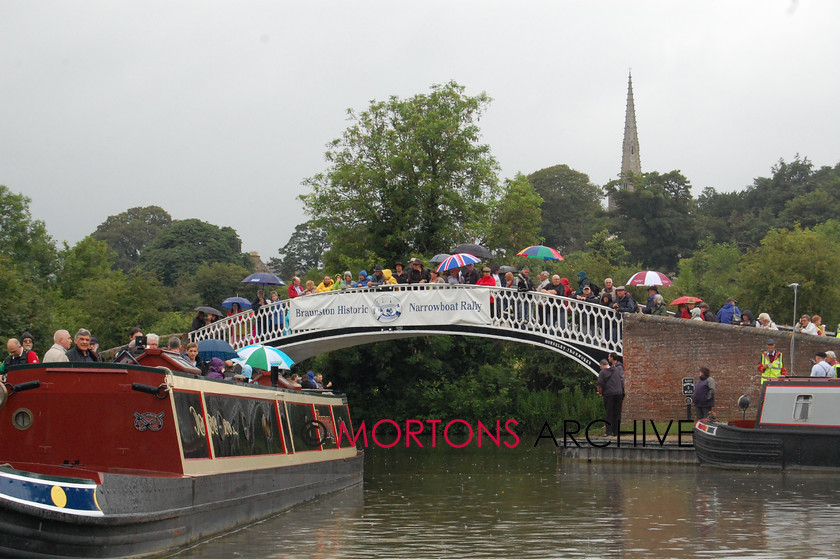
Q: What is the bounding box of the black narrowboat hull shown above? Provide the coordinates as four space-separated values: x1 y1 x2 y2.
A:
693 420 840 470
0 453 363 558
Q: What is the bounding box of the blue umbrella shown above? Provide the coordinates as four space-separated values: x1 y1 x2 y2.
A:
241 272 285 286
197 339 239 361
222 296 252 310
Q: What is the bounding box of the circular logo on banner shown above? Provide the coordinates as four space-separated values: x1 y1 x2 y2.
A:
373 295 401 323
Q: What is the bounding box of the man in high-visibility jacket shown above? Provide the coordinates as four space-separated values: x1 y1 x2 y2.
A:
758 339 787 384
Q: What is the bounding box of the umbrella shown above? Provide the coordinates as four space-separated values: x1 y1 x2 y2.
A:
221 296 252 310
451 243 493 259
516 245 564 261
429 253 451 264
435 253 481 272
196 339 238 361
241 272 285 286
669 296 704 306
194 306 223 317
627 271 672 287
238 344 294 371
498 265 518 274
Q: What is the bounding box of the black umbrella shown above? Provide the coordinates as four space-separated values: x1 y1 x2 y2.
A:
196 339 238 361
241 272 285 286
429 253 451 264
498 265 518 274
452 243 493 259
195 306 223 317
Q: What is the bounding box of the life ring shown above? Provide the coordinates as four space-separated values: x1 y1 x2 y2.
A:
301 419 328 447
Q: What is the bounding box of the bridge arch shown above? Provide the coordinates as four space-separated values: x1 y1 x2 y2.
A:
191 285 623 374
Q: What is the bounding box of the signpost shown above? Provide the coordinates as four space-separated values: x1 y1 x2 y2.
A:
682 377 695 420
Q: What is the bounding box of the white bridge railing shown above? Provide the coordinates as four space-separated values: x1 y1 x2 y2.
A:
190 284 623 355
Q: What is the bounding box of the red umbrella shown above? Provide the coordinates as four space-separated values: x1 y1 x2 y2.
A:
627 271 672 287
669 296 703 306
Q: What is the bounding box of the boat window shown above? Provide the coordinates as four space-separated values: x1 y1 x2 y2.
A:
793 395 813 421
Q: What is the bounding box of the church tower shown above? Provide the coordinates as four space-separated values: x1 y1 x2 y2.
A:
610 72 642 210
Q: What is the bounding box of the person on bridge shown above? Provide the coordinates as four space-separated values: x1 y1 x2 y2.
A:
692 366 716 420
462 263 480 285
612 286 638 313
407 258 431 284
353 270 368 288
641 286 658 314
317 276 335 292
393 262 408 284
758 339 787 384
602 277 617 302
288 277 304 298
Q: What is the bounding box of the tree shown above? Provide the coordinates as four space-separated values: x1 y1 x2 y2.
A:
672 240 741 312
300 81 500 267
54 236 120 299
92 206 172 272
0 185 57 281
527 165 603 253
268 221 329 280
0 255 54 346
586 228 630 267
736 221 840 327
485 173 543 257
606 171 699 272
184 261 255 308
138 219 250 287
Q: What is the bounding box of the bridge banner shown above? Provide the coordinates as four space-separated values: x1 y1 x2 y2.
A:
288 288 492 330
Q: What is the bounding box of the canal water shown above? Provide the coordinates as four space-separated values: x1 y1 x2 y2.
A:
172 444 840 558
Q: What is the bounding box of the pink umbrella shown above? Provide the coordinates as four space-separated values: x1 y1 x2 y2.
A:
627 271 672 287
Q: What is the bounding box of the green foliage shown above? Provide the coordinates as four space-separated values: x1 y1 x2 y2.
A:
55 236 120 299
606 170 698 272
138 219 250 287
53 271 171 350
527 164 604 253
485 173 543 257
146 312 192 340
300 81 500 266
0 185 57 282
92 206 172 272
586 228 630 267
735 221 840 326
182 261 255 308
672 240 741 311
268 221 329 281
695 156 840 249
0 255 54 348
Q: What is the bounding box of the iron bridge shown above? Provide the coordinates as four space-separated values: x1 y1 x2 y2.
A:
190 284 623 374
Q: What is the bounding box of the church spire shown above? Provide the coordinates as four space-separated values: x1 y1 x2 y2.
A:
611 71 642 210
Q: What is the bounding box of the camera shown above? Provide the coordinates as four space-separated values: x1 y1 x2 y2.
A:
134 335 147 351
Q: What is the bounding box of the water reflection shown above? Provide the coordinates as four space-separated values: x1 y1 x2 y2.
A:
171 446 840 558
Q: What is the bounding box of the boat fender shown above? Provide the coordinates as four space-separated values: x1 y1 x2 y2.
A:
0 383 6 410
131 382 170 399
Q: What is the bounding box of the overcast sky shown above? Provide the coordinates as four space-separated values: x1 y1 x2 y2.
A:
2 1 838 260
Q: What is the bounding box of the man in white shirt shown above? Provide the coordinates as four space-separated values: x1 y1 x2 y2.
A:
810 352 834 377
795 315 819 335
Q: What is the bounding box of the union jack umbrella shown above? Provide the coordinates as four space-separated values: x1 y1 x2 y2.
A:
626 271 672 287
435 253 481 272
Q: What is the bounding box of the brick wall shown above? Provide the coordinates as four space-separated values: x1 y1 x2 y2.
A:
621 314 840 422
